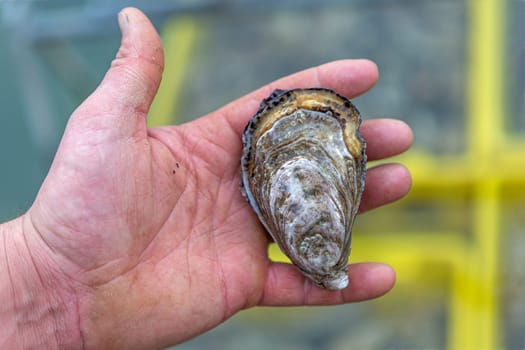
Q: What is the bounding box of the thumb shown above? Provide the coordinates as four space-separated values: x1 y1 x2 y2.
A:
70 7 164 139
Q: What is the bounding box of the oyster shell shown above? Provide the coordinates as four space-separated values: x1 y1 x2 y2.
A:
240 88 366 290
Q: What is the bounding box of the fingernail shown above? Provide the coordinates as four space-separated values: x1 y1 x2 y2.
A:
118 9 130 35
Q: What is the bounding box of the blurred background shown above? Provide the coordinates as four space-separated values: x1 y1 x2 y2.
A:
0 0 523 349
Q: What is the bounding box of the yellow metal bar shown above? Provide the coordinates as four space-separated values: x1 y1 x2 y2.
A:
148 17 198 126
475 181 500 349
467 0 505 159
449 0 505 348
449 249 475 350
393 153 525 189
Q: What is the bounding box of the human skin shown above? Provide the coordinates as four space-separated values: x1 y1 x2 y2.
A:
0 7 413 350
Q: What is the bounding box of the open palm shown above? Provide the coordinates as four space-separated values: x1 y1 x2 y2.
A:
23 8 412 350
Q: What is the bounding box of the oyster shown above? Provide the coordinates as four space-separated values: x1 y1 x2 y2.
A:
240 88 367 290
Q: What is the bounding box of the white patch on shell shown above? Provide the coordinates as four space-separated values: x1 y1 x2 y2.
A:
269 158 344 274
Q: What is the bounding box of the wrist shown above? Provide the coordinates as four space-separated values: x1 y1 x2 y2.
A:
0 216 83 349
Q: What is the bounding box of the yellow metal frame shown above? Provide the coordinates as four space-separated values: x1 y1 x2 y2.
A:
155 1 515 348
148 16 198 127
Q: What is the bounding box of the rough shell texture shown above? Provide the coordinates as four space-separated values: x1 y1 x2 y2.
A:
240 88 367 290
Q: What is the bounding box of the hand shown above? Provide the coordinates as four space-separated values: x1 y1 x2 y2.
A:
1 7 412 350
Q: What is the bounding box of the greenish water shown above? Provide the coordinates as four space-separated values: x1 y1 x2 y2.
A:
0 20 44 221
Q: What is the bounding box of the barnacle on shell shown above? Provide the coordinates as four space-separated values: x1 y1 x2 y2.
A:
240 88 366 290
